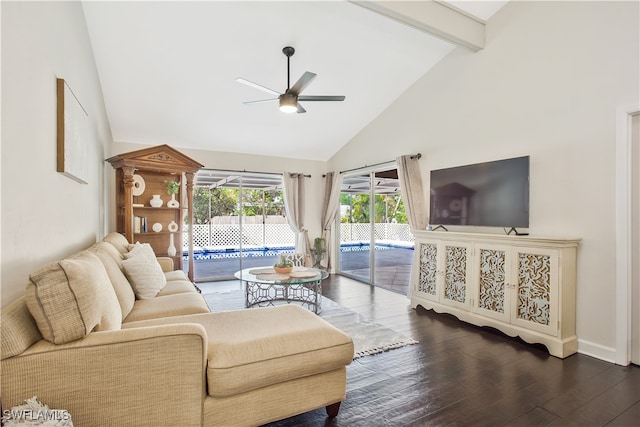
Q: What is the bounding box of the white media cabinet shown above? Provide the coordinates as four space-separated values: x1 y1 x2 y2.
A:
410 230 580 358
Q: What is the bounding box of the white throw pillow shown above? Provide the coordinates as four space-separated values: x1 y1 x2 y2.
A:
122 244 167 299
126 242 157 261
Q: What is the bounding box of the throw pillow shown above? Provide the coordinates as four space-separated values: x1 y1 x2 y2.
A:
122 244 167 299
87 243 136 320
25 251 122 344
126 242 157 261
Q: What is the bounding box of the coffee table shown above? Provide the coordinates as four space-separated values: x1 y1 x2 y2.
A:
235 267 328 314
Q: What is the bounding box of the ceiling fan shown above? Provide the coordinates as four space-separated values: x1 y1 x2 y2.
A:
236 46 345 114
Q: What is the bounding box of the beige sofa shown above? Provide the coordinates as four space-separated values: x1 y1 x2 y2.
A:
1 233 354 426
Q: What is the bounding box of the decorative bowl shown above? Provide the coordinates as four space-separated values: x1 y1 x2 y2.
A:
274 266 292 274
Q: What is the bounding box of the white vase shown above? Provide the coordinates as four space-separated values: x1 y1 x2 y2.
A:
167 193 180 208
167 233 177 257
168 220 179 233
149 194 163 207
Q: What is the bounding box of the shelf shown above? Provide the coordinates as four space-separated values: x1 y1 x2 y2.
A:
132 206 183 210
134 231 180 236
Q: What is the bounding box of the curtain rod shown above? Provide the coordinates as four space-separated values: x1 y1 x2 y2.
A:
337 153 422 175
200 168 282 176
199 168 310 178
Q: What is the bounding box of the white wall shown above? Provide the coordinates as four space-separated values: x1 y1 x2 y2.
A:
1 2 113 305
327 1 639 360
109 142 326 250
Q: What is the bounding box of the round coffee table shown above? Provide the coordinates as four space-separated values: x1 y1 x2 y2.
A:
235 267 328 314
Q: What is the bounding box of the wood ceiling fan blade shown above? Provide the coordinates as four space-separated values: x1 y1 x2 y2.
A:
243 98 278 105
289 72 317 95
298 95 346 102
236 78 281 96
296 103 307 114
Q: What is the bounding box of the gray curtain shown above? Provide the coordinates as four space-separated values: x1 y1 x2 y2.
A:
320 171 343 270
396 154 428 231
282 172 310 265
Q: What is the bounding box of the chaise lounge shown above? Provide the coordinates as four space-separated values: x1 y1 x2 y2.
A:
1 232 354 426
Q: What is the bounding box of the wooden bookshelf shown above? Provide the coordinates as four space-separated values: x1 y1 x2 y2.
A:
106 145 203 280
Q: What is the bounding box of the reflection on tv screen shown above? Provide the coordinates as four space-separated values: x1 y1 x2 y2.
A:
429 156 529 228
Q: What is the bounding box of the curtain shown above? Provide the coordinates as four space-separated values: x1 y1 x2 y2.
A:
282 172 310 265
396 154 428 231
319 172 343 270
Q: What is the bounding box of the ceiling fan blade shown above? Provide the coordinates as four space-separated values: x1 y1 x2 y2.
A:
236 78 280 96
298 95 346 102
243 98 278 105
296 103 307 114
289 72 317 95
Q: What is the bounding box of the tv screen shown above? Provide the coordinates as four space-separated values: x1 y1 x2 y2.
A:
429 156 529 228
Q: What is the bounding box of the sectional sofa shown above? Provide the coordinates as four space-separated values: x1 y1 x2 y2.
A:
1 232 354 426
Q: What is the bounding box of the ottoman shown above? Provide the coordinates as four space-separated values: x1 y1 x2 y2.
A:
123 304 354 426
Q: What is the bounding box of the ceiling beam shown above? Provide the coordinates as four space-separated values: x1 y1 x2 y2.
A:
350 0 485 51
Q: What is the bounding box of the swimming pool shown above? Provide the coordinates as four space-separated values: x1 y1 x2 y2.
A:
184 241 414 260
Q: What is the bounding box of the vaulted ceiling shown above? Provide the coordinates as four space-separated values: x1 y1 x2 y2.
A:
82 1 507 161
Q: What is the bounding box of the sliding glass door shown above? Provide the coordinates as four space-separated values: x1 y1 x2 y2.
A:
339 173 372 283
338 167 414 293
186 170 294 282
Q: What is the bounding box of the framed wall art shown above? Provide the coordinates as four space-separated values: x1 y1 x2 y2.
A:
57 78 89 184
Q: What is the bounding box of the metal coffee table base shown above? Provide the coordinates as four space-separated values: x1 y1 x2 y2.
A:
244 280 322 314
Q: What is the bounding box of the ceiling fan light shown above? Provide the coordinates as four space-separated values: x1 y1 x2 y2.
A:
279 93 297 113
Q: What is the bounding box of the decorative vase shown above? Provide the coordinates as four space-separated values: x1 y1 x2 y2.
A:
167 193 180 208
167 233 176 257
168 220 179 233
149 194 163 207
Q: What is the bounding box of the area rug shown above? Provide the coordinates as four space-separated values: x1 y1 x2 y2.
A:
319 297 418 359
202 290 418 359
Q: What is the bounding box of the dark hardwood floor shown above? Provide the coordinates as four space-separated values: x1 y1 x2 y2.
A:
204 275 640 427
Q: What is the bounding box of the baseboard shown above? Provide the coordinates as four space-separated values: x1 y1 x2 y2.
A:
577 338 618 364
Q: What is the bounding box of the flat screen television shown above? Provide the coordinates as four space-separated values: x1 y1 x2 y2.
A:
429 156 530 228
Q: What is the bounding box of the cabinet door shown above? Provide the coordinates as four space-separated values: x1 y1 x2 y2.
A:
472 244 511 322
440 242 473 310
510 247 559 336
415 240 439 302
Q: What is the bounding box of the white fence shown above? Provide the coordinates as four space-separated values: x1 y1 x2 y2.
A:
183 222 413 250
339 223 414 244
185 223 294 248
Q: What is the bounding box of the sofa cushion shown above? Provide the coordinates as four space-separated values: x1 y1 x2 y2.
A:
123 293 210 323
122 243 167 299
205 305 353 397
157 280 198 296
93 239 125 267
122 305 354 397
25 251 122 344
1 297 43 360
103 232 130 256
156 257 175 273
87 242 136 320
165 270 189 282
